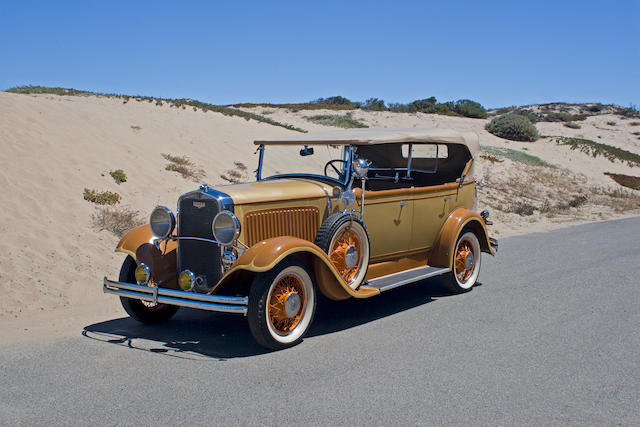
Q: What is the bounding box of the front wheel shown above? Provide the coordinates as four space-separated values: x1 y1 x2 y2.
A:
248 259 316 350
118 256 180 324
443 230 482 293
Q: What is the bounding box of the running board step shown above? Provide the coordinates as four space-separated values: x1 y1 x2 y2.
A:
366 266 451 292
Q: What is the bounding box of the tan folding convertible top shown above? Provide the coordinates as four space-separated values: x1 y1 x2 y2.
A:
255 127 480 158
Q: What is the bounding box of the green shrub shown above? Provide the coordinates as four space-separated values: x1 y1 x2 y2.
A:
452 99 487 119
388 103 418 113
411 97 437 111
303 114 368 128
362 98 387 111
109 169 127 184
311 96 354 106
485 114 540 141
606 121 616 126
512 109 537 123
556 137 640 167
481 146 554 167
83 188 121 205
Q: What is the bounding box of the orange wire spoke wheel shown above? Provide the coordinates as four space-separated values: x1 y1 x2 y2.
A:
267 274 306 335
454 238 475 283
329 228 362 283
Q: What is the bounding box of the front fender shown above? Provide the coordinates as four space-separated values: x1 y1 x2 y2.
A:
428 207 495 269
115 225 176 260
210 236 380 301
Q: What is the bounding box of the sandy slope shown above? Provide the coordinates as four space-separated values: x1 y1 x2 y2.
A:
1 92 639 341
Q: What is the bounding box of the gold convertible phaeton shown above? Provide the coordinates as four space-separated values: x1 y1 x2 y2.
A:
103 128 497 349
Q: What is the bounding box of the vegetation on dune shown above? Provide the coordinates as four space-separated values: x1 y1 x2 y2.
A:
604 172 640 190
303 114 368 128
83 188 121 205
388 97 487 118
485 114 540 142
220 161 250 184
7 85 306 133
563 121 581 129
481 146 554 167
237 94 488 119
162 153 206 182
92 206 144 237
555 137 640 167
109 169 127 184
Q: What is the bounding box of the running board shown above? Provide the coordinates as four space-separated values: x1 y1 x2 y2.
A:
366 266 451 293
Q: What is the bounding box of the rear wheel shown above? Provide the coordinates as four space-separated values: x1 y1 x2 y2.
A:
248 259 316 350
443 230 482 293
118 256 179 324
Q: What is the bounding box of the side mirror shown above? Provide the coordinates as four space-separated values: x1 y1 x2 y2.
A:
300 146 314 156
353 158 371 179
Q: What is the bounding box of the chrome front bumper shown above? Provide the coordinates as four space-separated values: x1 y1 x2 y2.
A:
103 277 248 315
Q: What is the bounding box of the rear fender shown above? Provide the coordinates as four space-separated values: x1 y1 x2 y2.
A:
210 236 380 301
429 207 494 269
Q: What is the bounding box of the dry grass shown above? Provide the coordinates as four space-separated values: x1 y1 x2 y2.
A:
220 161 250 184
162 153 206 181
91 206 144 237
563 121 581 129
480 154 504 164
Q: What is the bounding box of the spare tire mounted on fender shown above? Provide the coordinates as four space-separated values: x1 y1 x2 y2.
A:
314 213 370 290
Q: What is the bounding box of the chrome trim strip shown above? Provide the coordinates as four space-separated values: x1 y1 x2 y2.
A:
367 266 451 293
103 277 248 315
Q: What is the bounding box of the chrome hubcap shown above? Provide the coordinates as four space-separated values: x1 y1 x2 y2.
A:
284 293 302 317
344 245 359 269
465 252 474 270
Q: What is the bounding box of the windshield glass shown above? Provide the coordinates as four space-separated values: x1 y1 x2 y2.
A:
259 144 350 184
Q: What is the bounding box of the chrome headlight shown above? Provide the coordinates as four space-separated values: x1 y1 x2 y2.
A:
212 210 240 246
149 206 176 239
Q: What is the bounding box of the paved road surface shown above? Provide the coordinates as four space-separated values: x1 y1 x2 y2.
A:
1 217 639 425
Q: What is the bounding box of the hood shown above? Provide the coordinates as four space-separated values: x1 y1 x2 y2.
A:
214 178 332 205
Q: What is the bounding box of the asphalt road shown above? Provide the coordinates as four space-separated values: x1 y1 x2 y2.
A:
1 217 639 425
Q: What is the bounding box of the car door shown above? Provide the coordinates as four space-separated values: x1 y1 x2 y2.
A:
359 189 413 259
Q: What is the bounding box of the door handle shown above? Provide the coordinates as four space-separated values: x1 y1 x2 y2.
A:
399 201 408 206
444 196 451 201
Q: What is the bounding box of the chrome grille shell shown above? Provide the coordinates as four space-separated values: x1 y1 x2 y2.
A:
176 186 233 292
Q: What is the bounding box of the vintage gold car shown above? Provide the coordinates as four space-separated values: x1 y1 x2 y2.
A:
103 128 497 349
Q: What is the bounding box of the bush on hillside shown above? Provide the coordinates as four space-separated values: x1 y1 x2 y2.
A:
362 98 387 111
512 109 537 123
312 96 353 105
452 99 487 119
486 114 539 142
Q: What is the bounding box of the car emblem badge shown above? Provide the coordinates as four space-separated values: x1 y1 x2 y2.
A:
193 201 205 209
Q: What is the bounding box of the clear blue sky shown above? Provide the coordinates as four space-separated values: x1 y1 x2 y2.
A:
1 0 638 108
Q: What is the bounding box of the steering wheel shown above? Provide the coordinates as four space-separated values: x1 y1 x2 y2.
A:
324 160 348 179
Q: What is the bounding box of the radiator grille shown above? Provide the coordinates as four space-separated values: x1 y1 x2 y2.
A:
244 207 320 246
178 193 221 292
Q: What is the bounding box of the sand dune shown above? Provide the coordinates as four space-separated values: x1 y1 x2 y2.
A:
1 92 638 340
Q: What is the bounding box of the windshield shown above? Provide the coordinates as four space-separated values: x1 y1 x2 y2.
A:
258 144 351 185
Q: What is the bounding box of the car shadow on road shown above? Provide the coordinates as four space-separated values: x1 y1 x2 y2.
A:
83 277 480 360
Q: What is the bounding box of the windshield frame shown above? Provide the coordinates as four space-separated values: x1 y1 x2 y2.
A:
256 144 353 187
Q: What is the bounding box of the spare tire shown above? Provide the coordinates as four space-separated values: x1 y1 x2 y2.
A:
314 213 370 289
